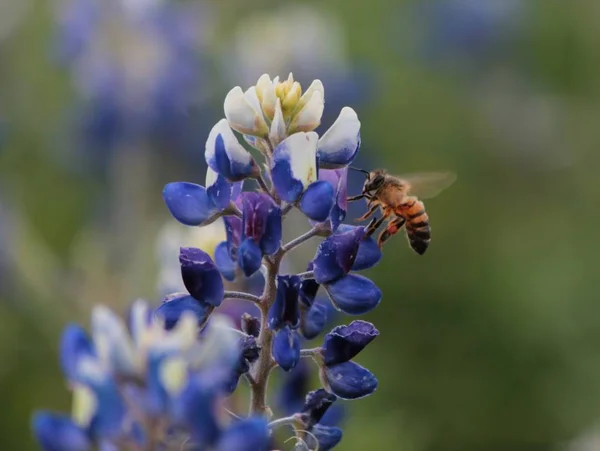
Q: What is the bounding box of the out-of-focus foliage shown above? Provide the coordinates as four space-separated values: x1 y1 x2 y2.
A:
2 0 600 450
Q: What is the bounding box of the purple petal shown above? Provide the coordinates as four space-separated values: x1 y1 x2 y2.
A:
268 275 301 330
336 225 382 271
325 274 382 315
163 182 217 226
323 320 379 365
260 203 282 255
301 389 337 427
321 361 378 400
180 247 224 307
312 228 365 284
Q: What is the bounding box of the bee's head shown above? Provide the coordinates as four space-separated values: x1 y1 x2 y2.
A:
364 169 386 193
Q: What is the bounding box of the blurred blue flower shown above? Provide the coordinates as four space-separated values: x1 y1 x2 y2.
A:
395 0 525 72
32 299 274 450
54 0 217 167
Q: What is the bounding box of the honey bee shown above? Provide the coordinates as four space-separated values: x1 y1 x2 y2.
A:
348 168 456 254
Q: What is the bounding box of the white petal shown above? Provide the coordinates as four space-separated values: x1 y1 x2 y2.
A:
287 132 318 189
269 98 287 147
256 74 277 119
189 314 240 370
223 87 268 136
206 119 253 166
318 106 361 155
91 305 137 374
297 79 324 112
289 90 324 133
205 166 219 188
129 299 150 345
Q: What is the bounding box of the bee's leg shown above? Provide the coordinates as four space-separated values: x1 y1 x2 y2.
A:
365 214 387 237
377 217 406 248
347 193 370 202
355 204 378 222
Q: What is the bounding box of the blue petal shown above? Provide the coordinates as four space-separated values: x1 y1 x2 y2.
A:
322 321 379 365
87 378 127 439
299 181 335 222
319 404 346 427
276 360 311 416
163 182 217 226
260 203 282 255
155 294 214 330
237 239 263 277
322 361 378 400
214 241 236 281
206 172 234 210
272 326 300 372
60 324 95 382
325 274 382 315
215 418 270 451
312 228 364 284
32 412 91 451
180 247 224 307
337 225 382 271
172 377 221 447
301 301 328 340
307 424 343 451
268 275 301 330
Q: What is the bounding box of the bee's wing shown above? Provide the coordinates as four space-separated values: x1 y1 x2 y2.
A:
395 171 457 199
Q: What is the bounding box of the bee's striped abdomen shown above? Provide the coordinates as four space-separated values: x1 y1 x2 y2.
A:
401 198 431 255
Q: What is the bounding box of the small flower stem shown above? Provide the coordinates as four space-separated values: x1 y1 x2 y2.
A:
249 255 281 416
300 347 322 358
256 174 271 195
223 291 262 304
281 203 294 216
281 227 320 254
296 271 315 280
268 415 298 430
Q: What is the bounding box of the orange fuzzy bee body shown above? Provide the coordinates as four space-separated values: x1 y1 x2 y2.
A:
349 169 456 254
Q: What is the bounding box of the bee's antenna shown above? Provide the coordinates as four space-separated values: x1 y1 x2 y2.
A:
349 167 371 178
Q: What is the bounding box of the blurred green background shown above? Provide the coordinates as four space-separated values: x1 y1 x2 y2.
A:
2 0 600 450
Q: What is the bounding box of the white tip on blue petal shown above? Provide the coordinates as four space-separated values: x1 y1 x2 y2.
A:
317 107 361 169
205 119 258 182
91 305 137 375
271 132 319 203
